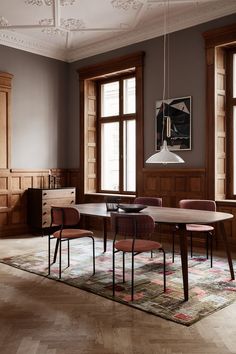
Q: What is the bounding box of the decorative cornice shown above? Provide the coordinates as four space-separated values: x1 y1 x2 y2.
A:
24 0 53 6
60 0 76 5
111 0 143 11
67 2 236 62
0 1 236 62
0 29 67 61
60 18 85 30
24 0 75 5
0 16 9 27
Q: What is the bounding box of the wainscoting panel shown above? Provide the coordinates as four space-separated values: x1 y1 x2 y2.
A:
2 167 236 251
140 168 206 207
0 169 71 237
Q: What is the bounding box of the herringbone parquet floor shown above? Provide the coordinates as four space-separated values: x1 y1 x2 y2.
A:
0 235 236 354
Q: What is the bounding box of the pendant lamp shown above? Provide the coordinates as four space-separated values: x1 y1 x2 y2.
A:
146 0 184 165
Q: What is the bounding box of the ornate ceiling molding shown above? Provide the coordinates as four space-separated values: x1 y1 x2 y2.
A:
42 28 66 36
60 0 76 5
39 18 54 26
111 0 143 11
0 29 67 61
24 0 53 6
60 18 85 30
1 0 236 62
0 16 9 27
67 1 236 62
24 0 76 5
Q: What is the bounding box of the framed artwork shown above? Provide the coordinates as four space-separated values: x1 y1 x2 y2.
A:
155 96 191 151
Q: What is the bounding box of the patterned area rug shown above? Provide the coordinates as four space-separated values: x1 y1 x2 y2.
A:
1 238 236 326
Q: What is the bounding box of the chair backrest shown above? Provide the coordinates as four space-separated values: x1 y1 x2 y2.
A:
51 206 80 227
111 212 155 238
134 197 162 207
179 199 216 212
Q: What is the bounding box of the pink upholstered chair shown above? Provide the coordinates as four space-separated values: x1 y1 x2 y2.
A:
111 212 166 301
48 206 95 279
172 199 216 266
134 197 162 207
134 197 162 257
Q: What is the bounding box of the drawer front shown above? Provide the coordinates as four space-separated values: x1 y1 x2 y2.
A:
42 215 51 228
42 198 75 209
42 188 75 200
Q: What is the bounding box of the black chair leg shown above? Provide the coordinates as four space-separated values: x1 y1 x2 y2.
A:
210 233 213 268
131 252 134 301
206 232 209 259
92 237 95 275
67 239 70 268
59 238 62 279
190 232 193 258
123 252 125 283
48 235 51 275
172 232 175 263
53 239 59 263
160 248 166 292
112 245 115 297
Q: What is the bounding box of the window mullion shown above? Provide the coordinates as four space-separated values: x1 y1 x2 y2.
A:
120 78 124 193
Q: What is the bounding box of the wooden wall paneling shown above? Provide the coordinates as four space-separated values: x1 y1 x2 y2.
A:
216 204 235 248
84 80 97 194
0 72 13 170
203 23 236 200
141 168 206 207
215 47 226 200
0 169 71 237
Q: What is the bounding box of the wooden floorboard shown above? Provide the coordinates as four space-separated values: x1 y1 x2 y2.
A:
0 235 236 354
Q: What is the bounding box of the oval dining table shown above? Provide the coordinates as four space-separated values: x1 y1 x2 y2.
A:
75 203 235 301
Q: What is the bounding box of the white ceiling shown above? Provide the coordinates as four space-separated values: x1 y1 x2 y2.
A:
0 0 236 62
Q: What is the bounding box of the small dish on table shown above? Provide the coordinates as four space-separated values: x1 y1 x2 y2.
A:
118 204 147 213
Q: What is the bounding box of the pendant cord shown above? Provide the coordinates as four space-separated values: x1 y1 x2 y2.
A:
162 0 168 144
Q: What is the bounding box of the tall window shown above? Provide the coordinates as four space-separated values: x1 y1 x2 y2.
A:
226 48 236 198
79 52 144 198
98 76 136 193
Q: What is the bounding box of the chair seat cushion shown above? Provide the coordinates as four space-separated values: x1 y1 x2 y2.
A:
186 224 214 232
115 239 162 253
53 229 93 239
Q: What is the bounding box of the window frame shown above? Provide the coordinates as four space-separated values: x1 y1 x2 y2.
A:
78 52 144 201
226 47 236 198
203 24 236 201
97 73 137 194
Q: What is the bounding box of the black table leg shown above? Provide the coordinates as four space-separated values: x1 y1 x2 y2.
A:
219 221 235 280
178 223 189 301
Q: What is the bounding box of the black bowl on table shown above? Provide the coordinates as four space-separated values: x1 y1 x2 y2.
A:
118 204 147 213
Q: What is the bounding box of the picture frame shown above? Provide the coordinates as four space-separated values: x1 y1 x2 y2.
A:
155 96 191 151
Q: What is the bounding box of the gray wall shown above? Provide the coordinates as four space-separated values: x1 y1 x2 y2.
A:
0 45 69 169
0 13 236 170
68 13 236 169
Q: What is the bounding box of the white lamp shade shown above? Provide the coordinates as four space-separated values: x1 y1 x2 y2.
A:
146 140 185 164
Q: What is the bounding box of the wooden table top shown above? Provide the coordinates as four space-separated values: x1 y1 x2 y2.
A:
75 203 233 225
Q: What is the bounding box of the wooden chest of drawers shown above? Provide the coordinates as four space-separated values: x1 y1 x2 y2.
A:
28 187 76 229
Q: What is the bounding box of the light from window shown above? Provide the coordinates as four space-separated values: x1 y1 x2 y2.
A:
234 106 236 194
233 54 236 98
123 119 136 192
123 78 136 114
101 81 119 117
101 122 119 191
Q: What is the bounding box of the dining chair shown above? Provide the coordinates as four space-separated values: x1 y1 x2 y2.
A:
48 206 95 279
111 212 166 301
134 196 162 207
172 199 216 266
134 196 162 257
